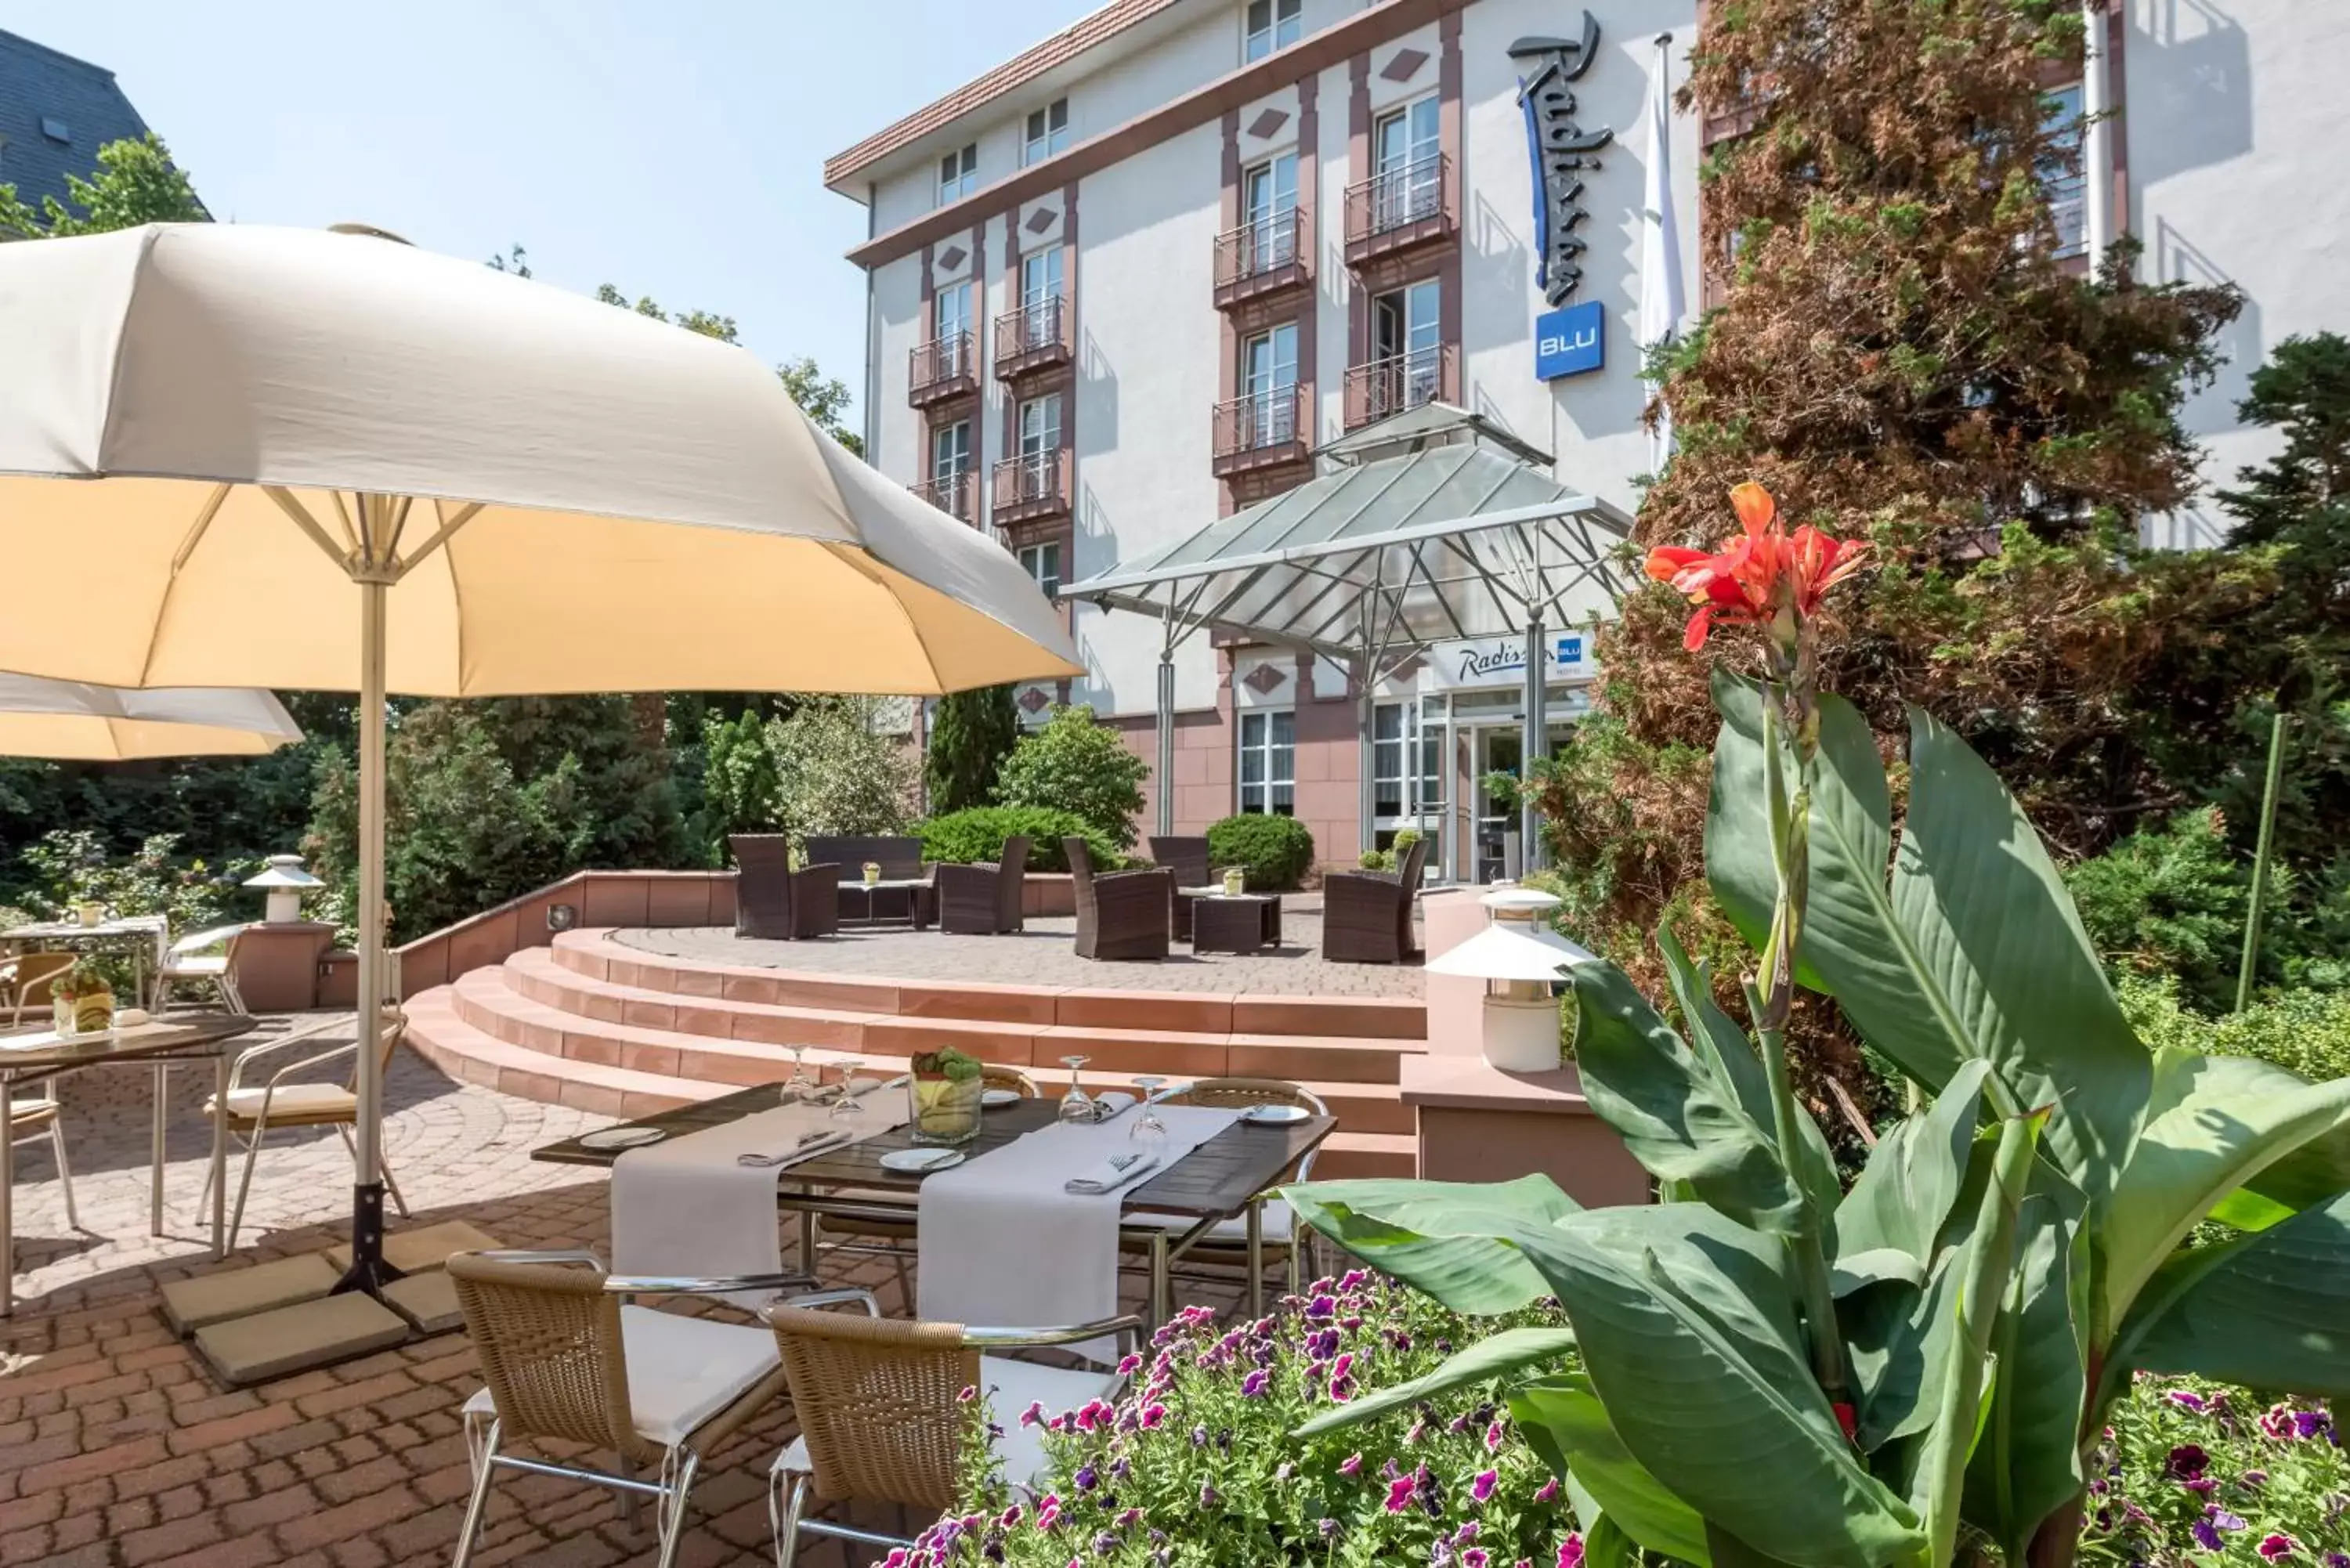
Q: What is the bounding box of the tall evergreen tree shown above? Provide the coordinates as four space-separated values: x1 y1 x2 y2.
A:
926 685 1021 815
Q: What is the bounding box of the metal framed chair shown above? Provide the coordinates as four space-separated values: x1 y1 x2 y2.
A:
9 1081 78 1230
0 952 74 1027
764 1290 1140 1568
156 924 250 1012
1125 1077 1330 1296
447 1249 815 1568
201 1014 412 1251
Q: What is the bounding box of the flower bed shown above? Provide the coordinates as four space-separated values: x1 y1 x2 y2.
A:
900 1273 1583 1567
2088 1375 2346 1566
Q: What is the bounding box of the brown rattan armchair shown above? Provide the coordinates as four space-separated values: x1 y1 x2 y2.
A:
935 835 1030 934
765 1290 1140 1564
732 834 841 941
1123 1077 1330 1296
446 1249 815 1568
1065 837 1172 961
1148 834 1213 941
1320 834 1428 963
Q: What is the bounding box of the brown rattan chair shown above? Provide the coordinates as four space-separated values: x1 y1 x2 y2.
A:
1321 834 1428 963
935 836 1030 934
1125 1077 1330 1295
732 834 841 941
1148 834 1213 941
1065 837 1172 961
805 835 928 925
765 1290 1140 1565
446 1249 814 1568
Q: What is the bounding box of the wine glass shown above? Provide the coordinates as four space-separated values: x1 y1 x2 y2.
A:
1128 1089 1170 1165
1131 1075 1169 1104
1058 1054 1095 1124
781 1044 817 1104
829 1059 868 1122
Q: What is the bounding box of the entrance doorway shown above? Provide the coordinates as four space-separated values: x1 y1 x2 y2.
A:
1473 728 1521 884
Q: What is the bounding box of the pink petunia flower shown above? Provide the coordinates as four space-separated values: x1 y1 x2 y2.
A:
1558 1534 1585 1568
2261 1534 2300 1561
1386 1476 1419 1514
1472 1469 1499 1505
1339 1453 1363 1477
1486 1418 1507 1453
1018 1400 1047 1429
1534 1476 1560 1505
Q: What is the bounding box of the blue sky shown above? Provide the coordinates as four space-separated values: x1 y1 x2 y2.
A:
6 0 1098 419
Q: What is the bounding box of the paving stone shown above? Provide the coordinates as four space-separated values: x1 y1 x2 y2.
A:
193 1295 410 1388
324 1219 501 1277
158 1253 340 1334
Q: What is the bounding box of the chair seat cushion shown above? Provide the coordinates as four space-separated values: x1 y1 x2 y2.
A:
772 1355 1119 1494
1130 1198 1294 1245
466 1306 780 1450
164 956 229 977
207 1083 357 1124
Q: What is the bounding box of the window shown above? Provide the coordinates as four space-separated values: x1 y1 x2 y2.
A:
937 143 978 205
1243 0 1301 62
1018 246 1065 349
1024 99 1070 165
1371 96 1442 230
1241 152 1299 273
1239 322 1300 446
1366 279 1442 418
932 282 971 374
1018 392 1065 459
930 420 972 483
1238 709 1296 815
1018 540 1062 596
1372 702 1407 818
2040 83 2087 258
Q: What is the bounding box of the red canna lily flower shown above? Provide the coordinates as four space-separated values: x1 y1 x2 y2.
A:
1641 482 1867 651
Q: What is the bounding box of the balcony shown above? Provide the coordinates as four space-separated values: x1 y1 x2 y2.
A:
908 334 976 409
992 448 1072 526
1342 345 1452 429
909 468 976 524
1212 385 1311 478
1213 208 1309 310
993 297 1073 382
1343 153 1452 266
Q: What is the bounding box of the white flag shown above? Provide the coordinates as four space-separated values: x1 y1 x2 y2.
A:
1639 33 1687 472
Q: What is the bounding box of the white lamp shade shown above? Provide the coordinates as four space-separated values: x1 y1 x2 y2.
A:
1425 922 1598 981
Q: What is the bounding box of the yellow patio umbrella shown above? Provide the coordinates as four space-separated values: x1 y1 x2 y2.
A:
0 222 1079 1291
0 674 302 760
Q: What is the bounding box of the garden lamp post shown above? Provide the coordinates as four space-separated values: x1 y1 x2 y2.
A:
1424 883 1596 1071
244 855 324 925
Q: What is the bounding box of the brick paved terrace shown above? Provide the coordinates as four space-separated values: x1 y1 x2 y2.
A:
0 1017 1242 1566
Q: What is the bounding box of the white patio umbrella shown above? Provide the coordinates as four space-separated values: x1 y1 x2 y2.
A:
0 222 1079 1290
0 674 302 760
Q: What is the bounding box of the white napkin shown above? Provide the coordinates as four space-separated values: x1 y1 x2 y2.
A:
612 1089 906 1300
1064 1151 1159 1194
1090 1090 1137 1118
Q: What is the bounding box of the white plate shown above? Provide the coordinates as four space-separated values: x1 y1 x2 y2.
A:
880 1147 967 1175
1242 1103 1310 1126
980 1088 1023 1108
581 1125 667 1151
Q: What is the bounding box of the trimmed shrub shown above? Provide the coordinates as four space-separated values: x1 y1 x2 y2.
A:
994 705 1149 849
915 806 1115 874
1207 813 1315 891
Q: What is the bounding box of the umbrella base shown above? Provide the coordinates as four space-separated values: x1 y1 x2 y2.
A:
330 1181 409 1296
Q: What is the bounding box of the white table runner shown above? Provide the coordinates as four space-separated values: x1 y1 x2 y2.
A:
916 1104 1238 1350
611 1087 907 1295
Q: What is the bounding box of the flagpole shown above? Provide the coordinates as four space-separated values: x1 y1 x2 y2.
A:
1639 32 1687 476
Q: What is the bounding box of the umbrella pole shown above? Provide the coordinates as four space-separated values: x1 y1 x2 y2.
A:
334 573 403 1295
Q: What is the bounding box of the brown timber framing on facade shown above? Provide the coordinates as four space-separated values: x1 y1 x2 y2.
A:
844 0 1473 272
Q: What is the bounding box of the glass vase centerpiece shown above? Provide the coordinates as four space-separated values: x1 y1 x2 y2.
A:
1220 868 1245 897
862 861 882 887
907 1047 984 1145
50 959 116 1037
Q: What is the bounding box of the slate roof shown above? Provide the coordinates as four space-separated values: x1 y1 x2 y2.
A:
0 28 173 227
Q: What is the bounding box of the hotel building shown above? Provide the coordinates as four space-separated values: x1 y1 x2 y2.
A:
826 0 2344 879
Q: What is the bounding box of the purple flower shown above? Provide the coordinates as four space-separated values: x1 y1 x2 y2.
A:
956 1385 978 1404
1072 1465 1097 1493
1199 1482 1219 1510
1307 1294 1337 1321
1306 1328 1341 1360
1455 1523 1480 1546
1449 1411 1473 1435
1339 1453 1363 1478
1019 1400 1047 1429
1319 1519 1340 1540
1557 1534 1585 1568
1386 1476 1419 1514
1534 1476 1560 1505
1485 1418 1507 1453
1115 1508 1141 1529
1115 1353 1142 1376
2166 1443 2210 1480
2171 1389 2212 1414
2243 1469 2270 1487
1189 1424 1208 1448
1329 1351 1357 1403
1471 1469 1499 1505
1405 1418 1426 1445
2262 1534 2301 1561
1240 1368 1271 1399
1110 1458 1130 1480
2183 1476 2217 1496
1138 1403 1166 1430
2262 1404 2300 1440
2193 1519 2225 1552
1431 1545 1453 1568
1036 1495 1062 1532
2211 1508 2249 1533
1095 1532 1120 1555
1340 1269 1369 1290
2297 1410 2331 1439
1464 1552 1491 1568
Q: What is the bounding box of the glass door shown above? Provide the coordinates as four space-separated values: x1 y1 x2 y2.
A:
1475 728 1522 883
1373 96 1441 228
1241 323 1298 446
1020 247 1065 349
1242 153 1298 272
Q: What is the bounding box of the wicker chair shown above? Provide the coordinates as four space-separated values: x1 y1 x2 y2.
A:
805 835 928 925
200 1014 413 1252
765 1291 1139 1566
446 1250 812 1568
1321 835 1428 963
1148 835 1213 942
935 836 1030 934
1125 1077 1330 1295
1065 837 1172 961
155 924 250 1013
732 835 841 941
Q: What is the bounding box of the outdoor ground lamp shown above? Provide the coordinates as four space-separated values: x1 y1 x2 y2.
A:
1425 884 1596 1071
244 854 323 924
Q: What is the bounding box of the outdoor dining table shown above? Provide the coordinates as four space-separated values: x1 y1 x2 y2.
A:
0 914 172 1008
0 1010 255 1315
532 1083 1335 1323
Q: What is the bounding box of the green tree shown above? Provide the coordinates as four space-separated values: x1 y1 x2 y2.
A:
0 132 204 237
475 696 683 871
993 704 1148 849
772 697 916 845
925 685 1020 814
690 708 786 863
777 356 864 456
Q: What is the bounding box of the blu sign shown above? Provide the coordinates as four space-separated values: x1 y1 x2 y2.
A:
1535 301 1605 380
